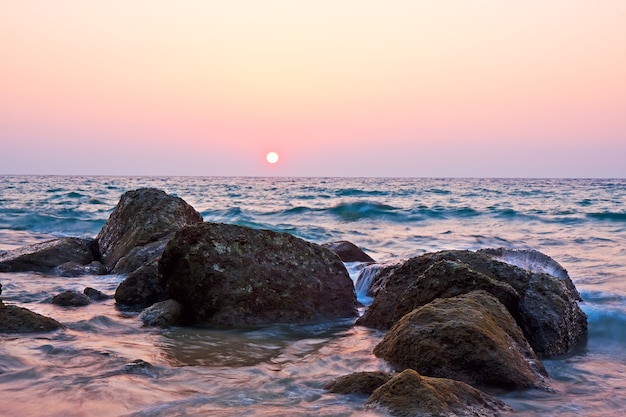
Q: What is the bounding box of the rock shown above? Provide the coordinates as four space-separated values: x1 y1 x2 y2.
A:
357 259 519 329
0 303 62 332
83 287 111 301
321 241 376 263
159 222 358 326
139 299 184 327
365 369 512 417
374 291 550 390
358 250 586 358
121 359 158 378
54 261 107 277
354 262 399 300
114 261 166 309
0 237 96 273
51 290 91 307
96 188 203 273
111 239 171 275
325 371 392 395
478 247 582 301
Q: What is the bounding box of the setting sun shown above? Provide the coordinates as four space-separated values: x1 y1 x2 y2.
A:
266 151 279 164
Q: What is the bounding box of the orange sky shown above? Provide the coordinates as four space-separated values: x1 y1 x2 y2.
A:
1 0 625 177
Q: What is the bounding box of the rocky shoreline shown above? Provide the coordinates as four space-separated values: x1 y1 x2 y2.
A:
0 188 587 416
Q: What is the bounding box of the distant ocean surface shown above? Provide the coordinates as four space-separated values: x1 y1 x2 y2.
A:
1 175 625 416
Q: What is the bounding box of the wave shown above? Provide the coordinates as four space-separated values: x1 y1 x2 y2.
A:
587 212 626 222
335 188 388 197
579 291 626 349
0 210 105 236
329 201 399 221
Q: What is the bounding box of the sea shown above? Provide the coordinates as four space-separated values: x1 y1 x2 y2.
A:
1 175 625 417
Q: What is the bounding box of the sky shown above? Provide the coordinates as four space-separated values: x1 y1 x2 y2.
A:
1 1 625 178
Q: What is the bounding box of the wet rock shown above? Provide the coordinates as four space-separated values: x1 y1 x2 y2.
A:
54 261 107 277
111 239 171 275
0 303 62 332
121 359 158 378
83 287 111 301
0 237 96 273
365 369 513 417
325 371 392 395
96 188 203 274
159 222 358 326
51 290 91 307
139 299 184 327
114 260 166 309
358 250 587 358
478 247 582 301
354 261 399 299
373 291 550 390
357 259 519 329
321 240 376 263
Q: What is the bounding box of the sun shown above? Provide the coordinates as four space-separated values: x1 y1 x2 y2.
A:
266 151 279 164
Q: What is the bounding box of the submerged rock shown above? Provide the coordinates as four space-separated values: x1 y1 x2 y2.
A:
373 291 550 390
0 303 62 332
358 250 587 358
51 290 91 307
325 371 393 395
96 188 202 274
0 237 96 274
159 222 358 326
365 369 513 417
83 287 111 301
321 240 376 263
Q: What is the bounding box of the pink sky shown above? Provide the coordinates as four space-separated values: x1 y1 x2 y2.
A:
1 1 625 177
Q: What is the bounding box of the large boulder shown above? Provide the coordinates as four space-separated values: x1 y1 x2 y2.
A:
96 188 203 274
159 222 358 326
357 250 587 358
373 291 550 390
321 240 376 263
365 369 512 417
0 237 96 273
357 259 519 329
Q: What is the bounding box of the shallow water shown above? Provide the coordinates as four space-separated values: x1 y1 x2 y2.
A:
1 176 625 416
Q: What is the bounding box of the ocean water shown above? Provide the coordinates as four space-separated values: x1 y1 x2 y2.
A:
1 175 625 416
